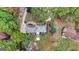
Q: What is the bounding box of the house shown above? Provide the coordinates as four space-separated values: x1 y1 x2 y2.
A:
26 22 47 35
62 27 79 41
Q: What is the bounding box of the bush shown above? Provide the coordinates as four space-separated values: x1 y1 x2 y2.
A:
49 23 56 34
31 8 50 22
11 31 24 44
22 34 32 50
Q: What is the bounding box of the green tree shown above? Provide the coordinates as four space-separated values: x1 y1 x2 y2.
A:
73 8 79 32
31 7 52 22
49 23 56 34
0 9 18 34
11 31 24 44
31 7 78 22
0 8 20 51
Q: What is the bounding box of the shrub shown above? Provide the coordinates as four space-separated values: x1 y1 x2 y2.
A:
11 31 24 44
49 23 56 34
22 34 32 50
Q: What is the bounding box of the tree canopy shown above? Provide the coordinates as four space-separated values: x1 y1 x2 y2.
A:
0 9 18 34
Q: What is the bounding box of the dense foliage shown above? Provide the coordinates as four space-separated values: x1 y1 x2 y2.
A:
22 34 32 50
49 23 56 34
0 8 20 51
31 8 52 22
0 9 18 34
31 8 77 22
11 31 24 44
31 8 79 20
50 8 77 17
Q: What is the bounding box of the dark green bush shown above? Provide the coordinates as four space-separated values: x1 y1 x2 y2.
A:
22 34 32 50
49 23 56 34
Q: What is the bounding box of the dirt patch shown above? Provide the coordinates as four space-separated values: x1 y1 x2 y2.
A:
42 38 53 50
37 33 55 51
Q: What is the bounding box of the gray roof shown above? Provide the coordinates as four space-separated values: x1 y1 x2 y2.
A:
26 24 46 34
